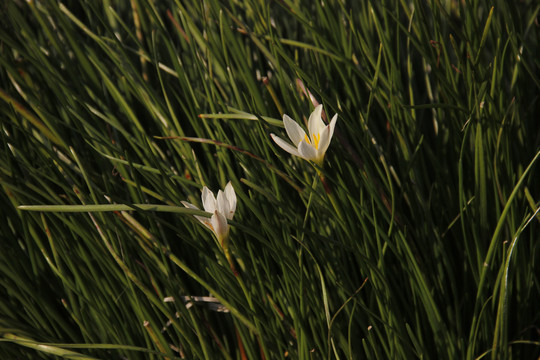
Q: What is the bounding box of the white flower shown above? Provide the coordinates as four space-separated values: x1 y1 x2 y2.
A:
270 104 337 166
181 182 236 245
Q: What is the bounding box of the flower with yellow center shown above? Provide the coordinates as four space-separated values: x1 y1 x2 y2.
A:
181 182 236 247
270 104 337 166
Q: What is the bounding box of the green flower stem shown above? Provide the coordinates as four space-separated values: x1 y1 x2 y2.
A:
222 243 237 275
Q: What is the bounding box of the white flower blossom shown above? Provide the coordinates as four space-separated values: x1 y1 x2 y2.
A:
270 104 337 166
181 182 236 245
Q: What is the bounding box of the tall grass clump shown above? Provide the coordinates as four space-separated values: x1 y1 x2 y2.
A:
1 0 539 358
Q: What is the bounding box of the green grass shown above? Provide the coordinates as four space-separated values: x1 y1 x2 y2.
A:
1 0 539 359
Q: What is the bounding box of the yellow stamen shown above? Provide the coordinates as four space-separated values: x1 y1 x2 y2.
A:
313 133 320 149
305 133 321 149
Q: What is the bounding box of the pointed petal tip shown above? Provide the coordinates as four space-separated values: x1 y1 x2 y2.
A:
330 113 338 127
180 201 198 210
201 187 217 213
283 115 307 146
308 104 326 136
272 135 303 158
224 182 236 219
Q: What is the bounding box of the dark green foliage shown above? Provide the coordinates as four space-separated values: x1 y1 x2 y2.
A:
0 0 538 358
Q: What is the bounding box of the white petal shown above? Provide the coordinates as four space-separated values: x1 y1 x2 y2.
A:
224 182 236 220
316 125 331 158
180 201 204 225
271 133 302 158
308 104 325 140
211 210 229 244
197 217 213 230
182 201 212 229
216 190 229 217
180 200 200 221
328 113 338 141
180 201 199 210
283 114 307 146
298 139 318 161
316 114 337 159
201 186 216 213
